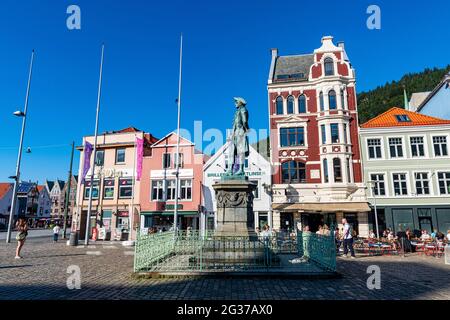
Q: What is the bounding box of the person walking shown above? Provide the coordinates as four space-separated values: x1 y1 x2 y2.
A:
15 218 28 259
342 218 356 259
53 224 61 243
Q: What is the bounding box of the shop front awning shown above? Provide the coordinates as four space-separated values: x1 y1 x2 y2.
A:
141 211 199 216
272 202 371 213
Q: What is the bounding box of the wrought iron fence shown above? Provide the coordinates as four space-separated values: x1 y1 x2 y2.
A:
134 229 336 274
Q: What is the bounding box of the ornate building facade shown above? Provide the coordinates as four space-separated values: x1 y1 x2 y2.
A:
267 36 370 236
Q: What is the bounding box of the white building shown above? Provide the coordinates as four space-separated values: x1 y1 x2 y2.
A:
202 142 272 232
37 185 51 218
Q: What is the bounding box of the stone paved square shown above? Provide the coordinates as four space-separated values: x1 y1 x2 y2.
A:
1 237 449 300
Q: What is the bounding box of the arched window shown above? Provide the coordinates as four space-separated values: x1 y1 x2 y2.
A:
298 95 306 113
281 161 306 184
324 57 334 76
319 92 324 111
328 90 337 110
340 89 345 109
276 96 283 115
323 158 329 183
333 158 342 182
287 95 294 114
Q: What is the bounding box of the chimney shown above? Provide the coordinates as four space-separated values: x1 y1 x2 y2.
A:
337 41 345 50
270 48 278 59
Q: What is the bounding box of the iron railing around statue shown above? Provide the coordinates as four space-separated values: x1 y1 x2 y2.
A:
134 229 337 274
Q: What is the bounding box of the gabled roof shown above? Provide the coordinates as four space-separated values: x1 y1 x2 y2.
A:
37 185 45 192
361 107 450 128
417 72 450 112
46 180 55 191
56 180 65 190
151 132 195 148
0 183 13 200
409 92 431 111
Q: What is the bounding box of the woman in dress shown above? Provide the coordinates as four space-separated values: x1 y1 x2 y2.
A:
15 218 28 259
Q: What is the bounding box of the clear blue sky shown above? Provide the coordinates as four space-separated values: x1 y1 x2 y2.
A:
1 0 449 184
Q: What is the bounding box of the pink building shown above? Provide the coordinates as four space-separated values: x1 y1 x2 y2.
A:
140 132 207 231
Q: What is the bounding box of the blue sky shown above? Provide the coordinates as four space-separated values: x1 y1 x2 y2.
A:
1 0 449 184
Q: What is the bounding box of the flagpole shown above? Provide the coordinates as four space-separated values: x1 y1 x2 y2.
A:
174 34 183 234
85 43 105 246
6 50 35 244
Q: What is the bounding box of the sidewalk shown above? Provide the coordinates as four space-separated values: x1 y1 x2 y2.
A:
0 228 71 240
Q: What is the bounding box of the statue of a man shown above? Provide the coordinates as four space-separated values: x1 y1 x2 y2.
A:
227 97 250 175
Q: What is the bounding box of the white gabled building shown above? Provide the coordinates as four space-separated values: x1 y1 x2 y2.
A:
202 142 272 232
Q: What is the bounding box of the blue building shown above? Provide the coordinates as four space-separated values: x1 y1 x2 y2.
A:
416 72 450 119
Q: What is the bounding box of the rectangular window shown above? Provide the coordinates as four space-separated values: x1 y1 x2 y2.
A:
393 173 408 196
95 150 104 166
118 178 133 198
433 136 448 156
162 153 171 169
330 124 339 143
103 179 115 199
116 148 126 164
414 172 430 195
174 153 184 168
180 179 192 200
367 139 382 159
280 127 305 147
370 174 385 196
84 180 99 199
410 137 425 157
438 172 450 195
166 180 176 200
151 180 164 201
343 124 348 144
321 125 326 144
389 138 403 158
250 180 259 199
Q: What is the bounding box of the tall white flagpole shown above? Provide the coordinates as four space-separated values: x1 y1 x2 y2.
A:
174 34 183 233
85 43 105 246
6 50 35 244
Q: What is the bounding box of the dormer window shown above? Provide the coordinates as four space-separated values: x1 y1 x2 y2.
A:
324 58 334 76
395 114 411 122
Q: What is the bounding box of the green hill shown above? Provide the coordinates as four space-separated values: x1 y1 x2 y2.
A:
357 65 450 124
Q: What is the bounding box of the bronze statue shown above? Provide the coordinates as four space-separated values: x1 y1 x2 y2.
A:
227 97 250 176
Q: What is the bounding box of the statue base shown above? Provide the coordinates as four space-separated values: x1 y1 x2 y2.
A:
212 178 257 239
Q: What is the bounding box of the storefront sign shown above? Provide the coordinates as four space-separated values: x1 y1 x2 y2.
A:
98 227 106 240
117 211 129 217
165 204 183 210
207 171 265 178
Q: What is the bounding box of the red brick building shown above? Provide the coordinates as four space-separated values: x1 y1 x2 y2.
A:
267 36 369 236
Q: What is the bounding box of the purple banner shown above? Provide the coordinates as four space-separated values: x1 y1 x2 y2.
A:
81 141 93 184
136 137 144 181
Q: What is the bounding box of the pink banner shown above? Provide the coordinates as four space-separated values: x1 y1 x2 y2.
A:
136 137 144 181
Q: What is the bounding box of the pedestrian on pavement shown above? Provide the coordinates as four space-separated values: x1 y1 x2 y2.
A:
15 218 28 259
53 224 61 243
342 218 356 259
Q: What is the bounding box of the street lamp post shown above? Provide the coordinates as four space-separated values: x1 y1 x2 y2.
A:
368 180 380 239
6 50 35 244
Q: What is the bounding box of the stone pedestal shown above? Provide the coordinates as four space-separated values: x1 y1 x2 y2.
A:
212 178 257 238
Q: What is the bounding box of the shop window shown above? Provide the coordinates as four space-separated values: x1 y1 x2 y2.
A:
119 178 133 198
103 179 115 199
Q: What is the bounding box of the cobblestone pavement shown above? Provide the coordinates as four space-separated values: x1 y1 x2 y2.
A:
1 237 449 300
